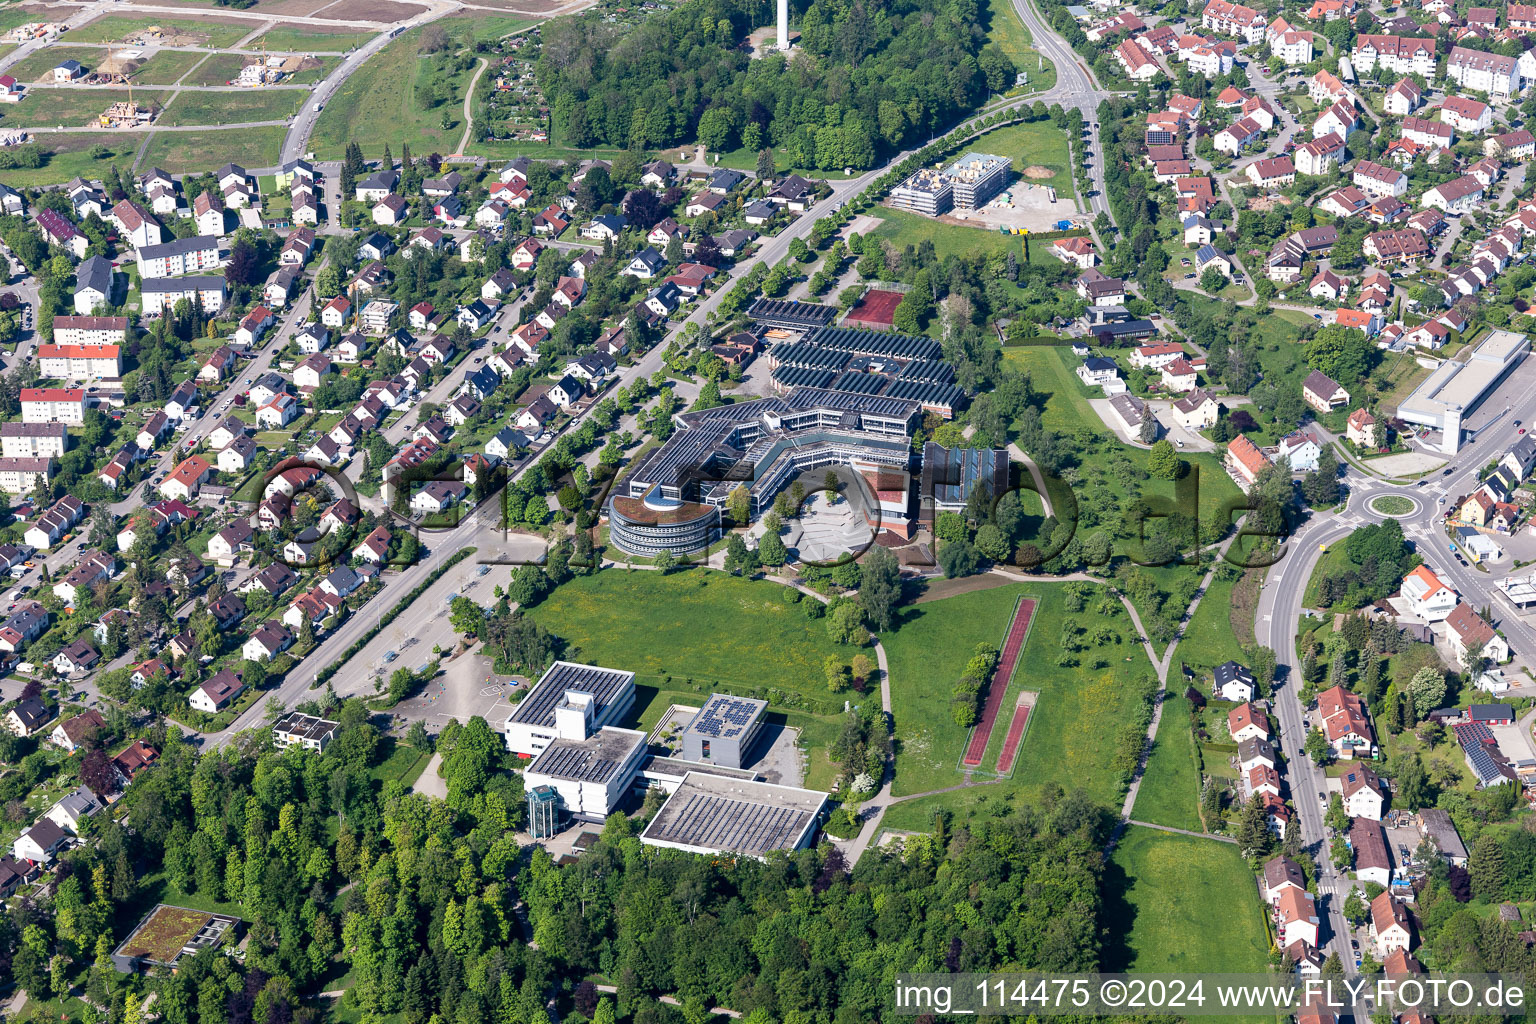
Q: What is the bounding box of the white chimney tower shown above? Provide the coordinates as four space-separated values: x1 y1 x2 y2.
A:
777 0 790 50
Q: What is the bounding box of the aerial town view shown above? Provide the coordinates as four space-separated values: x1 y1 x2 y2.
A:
5 0 1536 1015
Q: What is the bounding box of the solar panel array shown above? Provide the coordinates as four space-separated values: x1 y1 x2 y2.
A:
688 695 765 739
1465 741 1503 782
804 326 942 361
530 742 623 783
1455 722 1495 746
829 370 889 395
747 298 838 329
508 662 635 728
660 792 814 854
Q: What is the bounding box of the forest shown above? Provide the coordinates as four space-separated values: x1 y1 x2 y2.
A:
536 0 1014 167
0 701 1116 1024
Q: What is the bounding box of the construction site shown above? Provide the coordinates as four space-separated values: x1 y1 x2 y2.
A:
2 22 66 44
99 89 159 128
229 53 323 86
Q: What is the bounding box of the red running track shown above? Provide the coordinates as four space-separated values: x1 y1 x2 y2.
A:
996 701 1031 774
962 597 1037 766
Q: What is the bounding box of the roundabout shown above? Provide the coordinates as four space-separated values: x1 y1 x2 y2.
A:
1366 493 1419 519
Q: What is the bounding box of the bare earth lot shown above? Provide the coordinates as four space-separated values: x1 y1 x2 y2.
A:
310 0 431 20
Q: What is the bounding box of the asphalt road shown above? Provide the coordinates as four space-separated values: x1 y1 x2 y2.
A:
1252 366 1536 962
1009 0 1114 225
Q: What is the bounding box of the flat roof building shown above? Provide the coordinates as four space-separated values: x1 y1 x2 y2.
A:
680 694 767 769
640 772 828 858
889 166 953 216
944 152 1012 209
111 905 241 973
272 712 338 752
1397 329 1529 453
524 725 648 822
921 442 1010 518
504 661 636 758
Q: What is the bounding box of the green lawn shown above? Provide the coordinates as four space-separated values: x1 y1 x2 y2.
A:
0 87 173 126
68 15 252 46
880 582 1157 821
1131 694 1203 832
7 47 111 82
966 119 1076 202
1175 571 1249 674
309 25 482 159
1104 825 1273 975
254 24 379 51
182 52 257 86
525 570 857 707
0 133 140 188
128 48 212 84
370 737 432 786
867 207 1026 261
157 88 302 126
137 125 287 173
183 52 342 87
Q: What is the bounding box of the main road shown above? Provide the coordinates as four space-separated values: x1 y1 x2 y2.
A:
1009 0 1115 226
1255 369 1536 961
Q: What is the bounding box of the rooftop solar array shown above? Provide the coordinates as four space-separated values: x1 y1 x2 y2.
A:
685 694 766 739
642 774 827 855
829 370 890 395
508 662 636 728
781 386 924 421
804 326 942 361
756 325 959 414
621 388 920 497
1455 722 1495 746
526 728 644 784
771 342 848 372
747 298 838 330
1465 741 1507 783
897 359 955 383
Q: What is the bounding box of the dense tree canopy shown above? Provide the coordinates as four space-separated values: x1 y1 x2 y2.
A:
537 0 1009 168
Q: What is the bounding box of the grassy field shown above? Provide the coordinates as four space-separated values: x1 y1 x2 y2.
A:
184 53 341 86
0 134 139 188
880 582 1156 822
68 16 252 47
137 125 287 171
1104 825 1272 976
1 87 174 126
867 207 1026 261
136 48 212 84
182 52 258 86
254 24 378 51
1131 694 1204 832
438 12 536 45
525 570 858 703
1175 571 1249 674
984 0 1057 93
310 25 483 158
158 88 302 126
967 120 1076 201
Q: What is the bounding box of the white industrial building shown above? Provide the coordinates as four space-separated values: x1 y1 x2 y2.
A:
504 662 636 758
1396 329 1529 453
